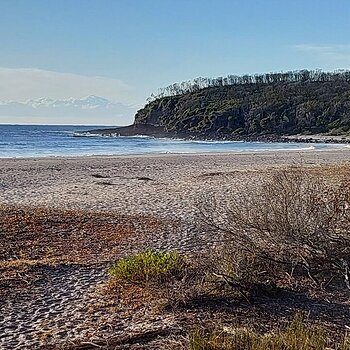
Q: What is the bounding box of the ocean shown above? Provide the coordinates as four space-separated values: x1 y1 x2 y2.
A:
0 124 345 158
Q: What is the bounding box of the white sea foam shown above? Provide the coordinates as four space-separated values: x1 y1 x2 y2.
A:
0 125 346 158
188 139 244 144
73 132 107 137
249 145 316 152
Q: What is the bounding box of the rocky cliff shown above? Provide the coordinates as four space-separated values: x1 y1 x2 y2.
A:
91 71 350 140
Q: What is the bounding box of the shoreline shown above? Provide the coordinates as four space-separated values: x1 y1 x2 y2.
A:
84 124 350 144
1 143 349 161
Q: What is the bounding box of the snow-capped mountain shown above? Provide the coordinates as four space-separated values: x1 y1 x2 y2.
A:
0 95 137 124
1 95 121 109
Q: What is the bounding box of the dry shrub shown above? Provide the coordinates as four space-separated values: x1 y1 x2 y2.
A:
211 247 279 298
158 257 213 309
198 165 350 291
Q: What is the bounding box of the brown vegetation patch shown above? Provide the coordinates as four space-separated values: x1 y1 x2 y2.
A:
0 205 163 296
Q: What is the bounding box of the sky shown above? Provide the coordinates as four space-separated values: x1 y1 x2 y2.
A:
0 0 349 125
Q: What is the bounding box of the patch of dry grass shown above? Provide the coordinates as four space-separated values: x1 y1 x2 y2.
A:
0 205 165 296
189 314 350 350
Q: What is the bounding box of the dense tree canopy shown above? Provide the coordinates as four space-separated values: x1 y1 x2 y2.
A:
135 70 350 137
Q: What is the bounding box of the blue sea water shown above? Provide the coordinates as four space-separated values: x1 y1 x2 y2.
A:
0 124 346 158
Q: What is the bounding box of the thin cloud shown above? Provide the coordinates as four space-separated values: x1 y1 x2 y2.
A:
0 95 136 125
0 68 134 104
293 44 350 64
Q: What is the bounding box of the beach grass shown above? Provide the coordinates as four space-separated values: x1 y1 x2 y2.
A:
189 314 350 350
109 249 184 284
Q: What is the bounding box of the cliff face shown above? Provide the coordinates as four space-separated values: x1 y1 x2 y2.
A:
133 81 350 137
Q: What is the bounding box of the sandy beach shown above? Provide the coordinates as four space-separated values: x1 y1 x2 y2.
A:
1 150 350 349
2 150 350 217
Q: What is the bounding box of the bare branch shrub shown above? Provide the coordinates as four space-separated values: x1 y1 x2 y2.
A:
198 165 350 291
209 246 280 298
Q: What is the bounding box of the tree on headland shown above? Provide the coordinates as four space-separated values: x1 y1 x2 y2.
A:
148 69 350 102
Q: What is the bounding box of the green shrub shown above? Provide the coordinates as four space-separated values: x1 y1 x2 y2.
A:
107 251 213 310
109 250 183 285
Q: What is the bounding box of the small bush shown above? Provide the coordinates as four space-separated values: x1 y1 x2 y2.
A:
189 313 349 350
107 250 214 310
109 250 183 285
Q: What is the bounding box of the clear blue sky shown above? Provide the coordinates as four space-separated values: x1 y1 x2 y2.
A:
0 0 349 124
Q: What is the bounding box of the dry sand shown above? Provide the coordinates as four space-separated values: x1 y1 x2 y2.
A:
2 150 350 218
1 150 350 349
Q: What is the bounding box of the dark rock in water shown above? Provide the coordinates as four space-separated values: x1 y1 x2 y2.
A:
85 124 190 139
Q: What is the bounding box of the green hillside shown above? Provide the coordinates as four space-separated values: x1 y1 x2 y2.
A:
133 70 350 138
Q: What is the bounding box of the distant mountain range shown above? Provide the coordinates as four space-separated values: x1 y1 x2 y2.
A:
0 95 117 109
0 95 135 124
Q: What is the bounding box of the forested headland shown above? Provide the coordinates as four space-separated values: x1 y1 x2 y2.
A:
93 70 350 140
